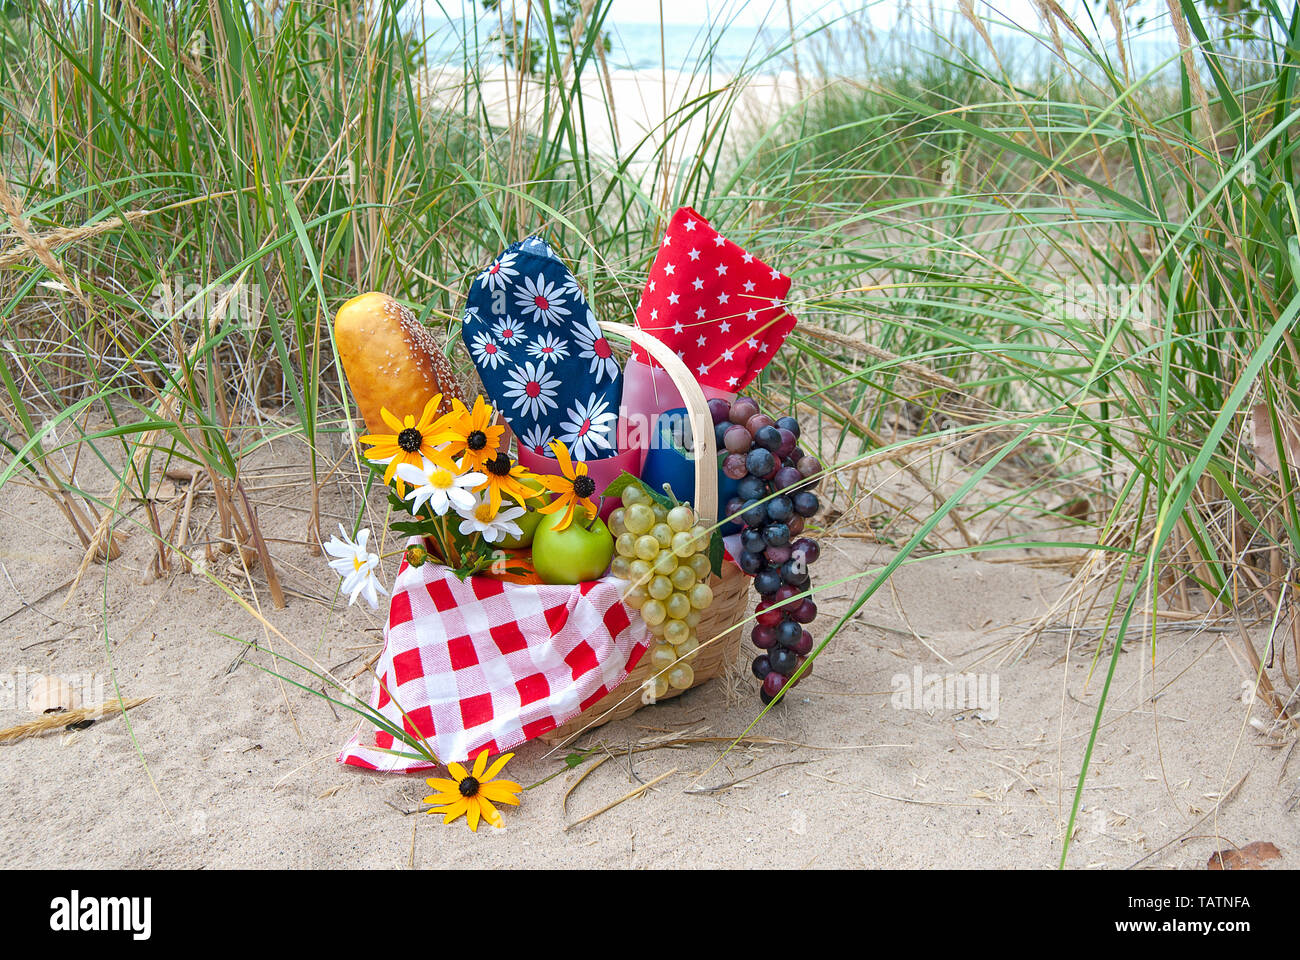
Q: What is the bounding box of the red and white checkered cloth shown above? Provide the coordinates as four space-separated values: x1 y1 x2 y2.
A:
338 545 651 771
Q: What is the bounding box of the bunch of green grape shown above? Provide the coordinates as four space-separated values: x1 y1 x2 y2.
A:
608 484 715 701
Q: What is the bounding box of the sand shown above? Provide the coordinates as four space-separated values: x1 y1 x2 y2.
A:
1 426 1296 870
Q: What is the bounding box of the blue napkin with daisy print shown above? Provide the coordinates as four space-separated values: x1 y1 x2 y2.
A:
463 236 624 461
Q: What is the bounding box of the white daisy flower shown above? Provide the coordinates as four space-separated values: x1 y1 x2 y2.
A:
395 459 486 517
323 524 387 610
521 423 556 457
462 305 483 326
558 393 619 461
572 308 620 383
477 251 519 292
454 492 526 544
525 236 554 256
526 331 570 363
514 273 571 327
501 361 559 421
490 317 528 346
469 329 510 369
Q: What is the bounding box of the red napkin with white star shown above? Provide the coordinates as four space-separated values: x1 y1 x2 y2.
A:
630 207 797 392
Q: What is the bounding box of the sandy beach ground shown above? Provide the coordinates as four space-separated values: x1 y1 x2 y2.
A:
1 421 1296 870
420 63 808 183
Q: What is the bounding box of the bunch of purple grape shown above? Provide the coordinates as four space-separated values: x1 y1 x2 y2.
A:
709 395 823 705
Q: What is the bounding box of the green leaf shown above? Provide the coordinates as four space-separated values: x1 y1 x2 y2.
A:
708 528 724 578
604 471 676 510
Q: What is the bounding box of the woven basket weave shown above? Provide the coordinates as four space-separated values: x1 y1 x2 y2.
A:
539 321 749 745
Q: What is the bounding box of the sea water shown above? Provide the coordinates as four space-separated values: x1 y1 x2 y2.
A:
413 6 1205 82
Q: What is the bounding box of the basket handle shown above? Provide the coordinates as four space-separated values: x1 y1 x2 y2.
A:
598 321 719 523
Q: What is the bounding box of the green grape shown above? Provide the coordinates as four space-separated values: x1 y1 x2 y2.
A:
689 553 712 578
649 575 673 600
674 635 700 658
624 585 648 609
650 674 669 700
615 533 637 558
651 523 674 548
629 559 652 582
653 551 678 576
671 531 696 558
635 535 661 561
649 643 677 670
610 555 631 579
646 616 667 637
670 565 696 592
685 609 701 628
689 582 714 610
667 662 695 690
667 505 695 532
664 617 690 645
621 484 646 506
608 507 627 537
624 503 655 535
665 591 691 621
641 598 667 626
653 503 669 523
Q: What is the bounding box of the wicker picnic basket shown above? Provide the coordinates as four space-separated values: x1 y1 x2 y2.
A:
538 321 750 744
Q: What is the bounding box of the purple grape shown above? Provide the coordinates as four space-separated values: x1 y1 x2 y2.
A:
755 601 783 626
796 455 821 478
754 425 782 452
780 559 809 586
745 413 776 435
794 630 814 656
771 646 800 675
751 655 772 679
792 538 820 564
788 516 805 536
723 453 748 479
773 466 802 492
751 624 777 649
709 398 732 424
766 496 794 523
763 543 792 565
737 475 768 500
754 570 782 596
761 672 789 699
776 429 797 459
741 500 767 527
745 448 776 477
740 528 767 554
762 522 791 547
776 416 800 438
729 398 759 425
792 598 817 624
724 425 752 454
793 490 819 517
775 621 803 648
738 550 763 575
714 421 731 447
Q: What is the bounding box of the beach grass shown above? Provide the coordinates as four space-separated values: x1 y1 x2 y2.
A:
1 0 1297 865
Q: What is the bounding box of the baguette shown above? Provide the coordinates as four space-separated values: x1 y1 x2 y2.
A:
333 292 460 433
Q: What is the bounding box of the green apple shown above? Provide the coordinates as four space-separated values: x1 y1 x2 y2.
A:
497 476 548 549
532 509 615 585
